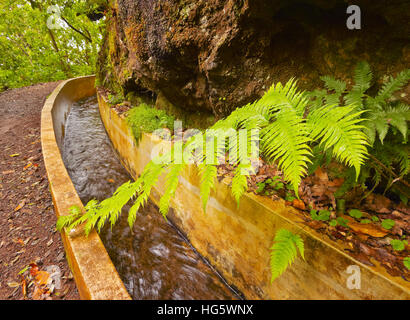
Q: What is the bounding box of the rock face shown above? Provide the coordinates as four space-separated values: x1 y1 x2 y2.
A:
97 0 410 118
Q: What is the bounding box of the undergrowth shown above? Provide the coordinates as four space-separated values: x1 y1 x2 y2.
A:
307 62 410 202
57 62 409 284
126 103 175 141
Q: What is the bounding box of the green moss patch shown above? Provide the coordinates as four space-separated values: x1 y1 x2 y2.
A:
126 103 175 141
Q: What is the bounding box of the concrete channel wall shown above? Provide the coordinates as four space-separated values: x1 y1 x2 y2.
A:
41 76 130 300
98 92 410 300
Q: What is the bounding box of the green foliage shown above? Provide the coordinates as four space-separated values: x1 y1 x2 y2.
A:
348 209 363 219
404 257 410 270
126 104 175 141
0 0 104 91
256 177 284 195
336 217 349 228
58 79 369 238
329 219 337 227
310 209 331 221
270 229 305 282
381 219 395 230
390 239 407 251
360 219 371 224
231 164 251 207
108 93 125 105
308 62 410 201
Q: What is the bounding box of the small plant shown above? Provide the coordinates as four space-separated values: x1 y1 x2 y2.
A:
390 239 407 251
360 219 372 224
336 217 349 228
371 216 379 222
310 209 331 221
404 257 410 270
307 62 410 202
329 219 337 227
270 229 305 282
255 177 284 195
381 219 395 230
348 209 363 219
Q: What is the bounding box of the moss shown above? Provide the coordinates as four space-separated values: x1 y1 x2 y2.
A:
126 103 175 141
107 92 125 105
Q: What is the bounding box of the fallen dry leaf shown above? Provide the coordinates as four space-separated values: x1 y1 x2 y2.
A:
14 200 26 212
7 282 20 288
35 271 50 286
21 276 27 299
292 199 306 210
32 286 43 300
314 167 329 182
29 263 39 277
347 219 389 238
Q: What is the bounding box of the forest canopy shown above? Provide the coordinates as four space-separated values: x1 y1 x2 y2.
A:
0 0 106 91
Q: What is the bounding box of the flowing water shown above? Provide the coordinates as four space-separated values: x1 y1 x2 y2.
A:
62 96 239 300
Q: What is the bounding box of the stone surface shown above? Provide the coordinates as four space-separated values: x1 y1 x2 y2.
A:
97 0 410 118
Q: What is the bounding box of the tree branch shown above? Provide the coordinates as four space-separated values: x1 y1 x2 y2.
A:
61 16 92 43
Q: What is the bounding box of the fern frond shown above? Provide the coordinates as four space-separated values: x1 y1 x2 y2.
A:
270 229 305 282
375 69 410 104
308 105 369 178
231 164 251 207
199 164 218 213
353 61 372 93
262 107 312 194
343 61 372 110
159 163 185 217
321 76 346 94
256 79 308 116
365 104 410 144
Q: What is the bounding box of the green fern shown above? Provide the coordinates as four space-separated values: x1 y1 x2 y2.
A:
231 164 252 207
307 62 410 201
308 104 368 178
344 61 372 109
375 69 410 104
270 229 305 282
57 79 368 236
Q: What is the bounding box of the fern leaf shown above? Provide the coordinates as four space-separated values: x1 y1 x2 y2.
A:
262 108 312 194
343 61 372 110
375 69 410 104
199 164 218 213
320 75 346 94
231 164 251 207
159 163 185 217
353 61 372 93
308 105 369 178
270 229 305 282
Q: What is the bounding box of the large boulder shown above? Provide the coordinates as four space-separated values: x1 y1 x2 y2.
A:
97 0 410 118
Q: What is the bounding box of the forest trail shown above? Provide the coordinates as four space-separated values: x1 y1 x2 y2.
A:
0 83 79 299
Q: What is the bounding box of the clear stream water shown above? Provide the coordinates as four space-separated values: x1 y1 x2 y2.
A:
62 96 240 299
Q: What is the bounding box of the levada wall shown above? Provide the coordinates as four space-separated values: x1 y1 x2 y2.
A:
41 77 130 300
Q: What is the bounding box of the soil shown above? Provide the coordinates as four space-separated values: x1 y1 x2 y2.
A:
0 83 80 300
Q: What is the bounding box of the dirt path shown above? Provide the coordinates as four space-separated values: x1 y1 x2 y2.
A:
0 82 79 300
